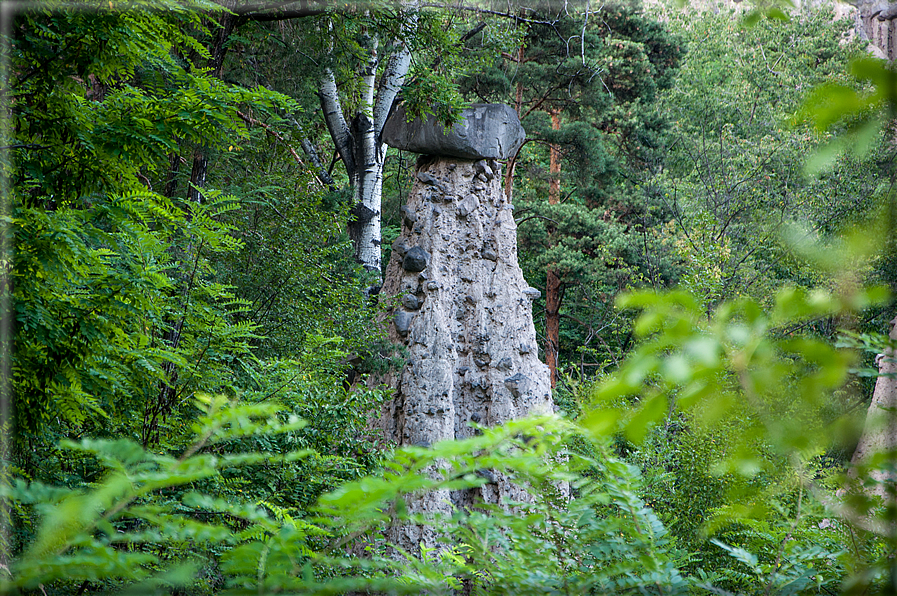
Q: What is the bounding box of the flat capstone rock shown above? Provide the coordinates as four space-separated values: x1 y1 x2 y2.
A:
383 103 526 160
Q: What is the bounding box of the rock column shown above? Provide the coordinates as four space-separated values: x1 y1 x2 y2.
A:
376 104 554 548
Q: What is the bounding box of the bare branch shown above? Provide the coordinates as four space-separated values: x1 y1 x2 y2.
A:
236 111 327 188
420 2 558 26
232 0 328 21
299 136 337 189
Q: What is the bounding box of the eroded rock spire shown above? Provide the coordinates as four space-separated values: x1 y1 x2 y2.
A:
375 104 554 548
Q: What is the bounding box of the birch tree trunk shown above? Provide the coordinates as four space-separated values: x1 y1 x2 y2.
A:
317 6 415 277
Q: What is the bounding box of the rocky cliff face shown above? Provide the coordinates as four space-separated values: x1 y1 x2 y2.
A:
849 316 897 497
852 0 897 59
376 156 554 546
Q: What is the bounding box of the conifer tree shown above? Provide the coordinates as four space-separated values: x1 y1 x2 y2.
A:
463 0 683 383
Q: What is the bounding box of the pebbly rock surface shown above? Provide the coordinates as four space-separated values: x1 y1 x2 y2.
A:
382 104 526 160
377 157 554 549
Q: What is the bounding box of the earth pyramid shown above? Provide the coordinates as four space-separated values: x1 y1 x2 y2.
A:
375 104 555 547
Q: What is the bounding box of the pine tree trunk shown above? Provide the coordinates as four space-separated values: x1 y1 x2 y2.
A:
545 109 562 387
545 269 564 388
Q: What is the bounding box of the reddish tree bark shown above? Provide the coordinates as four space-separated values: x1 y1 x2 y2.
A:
500 42 566 387
545 269 564 387
545 109 562 387
503 45 526 201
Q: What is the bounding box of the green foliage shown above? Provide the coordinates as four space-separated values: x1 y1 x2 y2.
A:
211 119 376 360
3 409 692 595
207 353 386 513
654 9 877 312
10 1 291 201
581 282 891 593
801 57 897 174
8 2 897 596
12 189 247 436
8 1 301 439
585 285 876 460
8 275 891 593
7 288 892 594
1 395 310 595
6 1 388 574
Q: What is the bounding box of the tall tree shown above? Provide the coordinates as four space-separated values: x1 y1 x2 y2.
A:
7 0 280 449
7 1 387 542
146 0 244 446
463 0 683 384
316 5 416 276
653 8 872 311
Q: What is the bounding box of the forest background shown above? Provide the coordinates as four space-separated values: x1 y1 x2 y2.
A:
3 0 897 594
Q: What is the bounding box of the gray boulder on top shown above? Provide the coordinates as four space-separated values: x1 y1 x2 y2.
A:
382 103 525 160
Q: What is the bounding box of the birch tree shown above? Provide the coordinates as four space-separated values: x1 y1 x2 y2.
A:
317 4 418 276
225 1 417 276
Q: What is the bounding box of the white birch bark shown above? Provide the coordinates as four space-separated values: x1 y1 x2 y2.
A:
316 3 417 277
351 36 383 272
318 67 355 180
